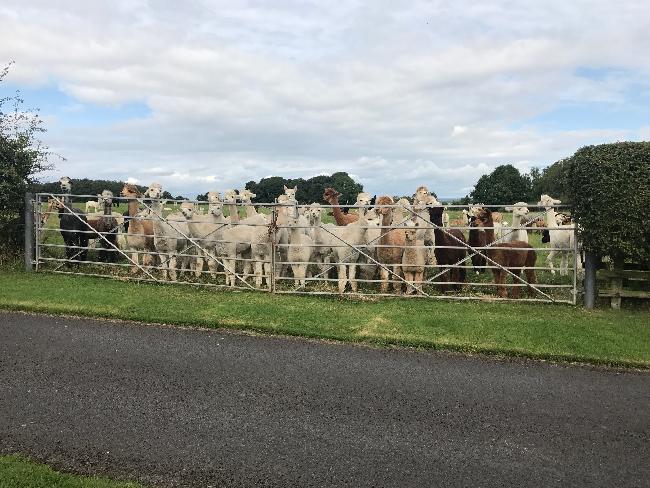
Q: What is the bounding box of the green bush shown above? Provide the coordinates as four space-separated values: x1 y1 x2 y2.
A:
567 142 650 266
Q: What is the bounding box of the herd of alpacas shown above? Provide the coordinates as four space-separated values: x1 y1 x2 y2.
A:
43 176 579 298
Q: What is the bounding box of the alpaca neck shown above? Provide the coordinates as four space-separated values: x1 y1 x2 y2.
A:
227 204 239 223
512 213 523 227
243 201 257 218
289 226 302 242
380 211 393 244
103 202 111 216
127 199 139 217
546 208 558 228
328 197 347 225
482 222 496 245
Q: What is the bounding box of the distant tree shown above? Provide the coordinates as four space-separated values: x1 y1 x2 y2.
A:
470 164 532 204
174 195 186 201
528 159 572 202
244 172 363 204
161 191 173 200
196 192 208 202
1 62 56 255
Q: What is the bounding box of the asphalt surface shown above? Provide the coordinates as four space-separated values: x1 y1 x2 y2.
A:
0 311 648 488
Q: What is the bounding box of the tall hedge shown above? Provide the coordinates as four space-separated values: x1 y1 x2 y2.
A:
567 142 650 266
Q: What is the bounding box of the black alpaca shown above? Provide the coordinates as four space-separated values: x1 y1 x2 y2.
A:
428 207 467 292
58 198 89 265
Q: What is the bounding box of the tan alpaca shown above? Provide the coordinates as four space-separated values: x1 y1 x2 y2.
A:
375 195 406 294
401 221 426 294
121 183 156 273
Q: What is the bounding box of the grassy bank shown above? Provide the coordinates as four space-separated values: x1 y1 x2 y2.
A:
0 271 648 367
0 455 143 488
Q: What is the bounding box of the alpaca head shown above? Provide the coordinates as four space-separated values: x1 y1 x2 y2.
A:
59 176 72 193
375 195 394 216
355 192 372 207
403 220 422 242
473 208 493 228
179 201 196 220
121 183 140 198
98 190 114 207
239 189 256 202
414 186 431 202
505 202 529 217
538 194 561 209
145 183 163 199
223 189 238 204
322 187 340 203
468 205 484 217
207 191 221 204
283 185 298 201
306 202 323 225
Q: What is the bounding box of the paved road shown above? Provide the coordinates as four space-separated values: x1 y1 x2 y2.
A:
0 311 648 487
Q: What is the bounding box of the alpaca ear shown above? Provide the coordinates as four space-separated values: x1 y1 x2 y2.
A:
293 186 298 192
283 185 288 191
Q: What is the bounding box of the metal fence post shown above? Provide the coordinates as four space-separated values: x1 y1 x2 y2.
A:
584 251 598 309
24 192 34 271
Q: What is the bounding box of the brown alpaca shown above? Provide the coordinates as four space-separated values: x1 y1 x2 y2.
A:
376 195 406 293
121 183 156 273
322 188 358 225
474 208 536 298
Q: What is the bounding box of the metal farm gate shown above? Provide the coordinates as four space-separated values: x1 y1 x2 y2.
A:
26 192 581 304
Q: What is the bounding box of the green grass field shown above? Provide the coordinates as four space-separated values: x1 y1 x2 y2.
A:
1 270 648 368
0 455 143 488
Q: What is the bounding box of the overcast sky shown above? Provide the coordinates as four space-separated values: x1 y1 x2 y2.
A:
1 0 649 197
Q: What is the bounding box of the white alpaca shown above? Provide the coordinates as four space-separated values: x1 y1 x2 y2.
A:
239 189 267 220
539 194 577 276
286 213 315 287
306 203 334 275
85 200 100 212
319 207 370 294
148 185 191 280
181 192 227 278
503 202 530 243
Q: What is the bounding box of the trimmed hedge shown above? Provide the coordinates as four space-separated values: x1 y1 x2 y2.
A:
567 142 650 266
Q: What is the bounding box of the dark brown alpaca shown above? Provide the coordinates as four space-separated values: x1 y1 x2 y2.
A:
322 188 358 225
428 206 466 292
474 208 537 298
468 216 487 274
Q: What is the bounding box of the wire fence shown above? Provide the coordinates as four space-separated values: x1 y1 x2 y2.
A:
31 192 581 304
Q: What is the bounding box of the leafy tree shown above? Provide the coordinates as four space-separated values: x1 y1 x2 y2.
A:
1 62 56 255
196 192 208 202
470 164 532 204
567 142 650 266
245 172 363 204
528 159 572 203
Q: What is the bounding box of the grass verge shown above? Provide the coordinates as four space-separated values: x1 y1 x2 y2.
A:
0 271 648 368
0 454 143 488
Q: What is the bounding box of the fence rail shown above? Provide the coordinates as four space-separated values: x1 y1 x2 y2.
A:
29 192 582 304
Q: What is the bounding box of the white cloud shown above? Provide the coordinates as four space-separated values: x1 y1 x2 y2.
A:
1 0 649 197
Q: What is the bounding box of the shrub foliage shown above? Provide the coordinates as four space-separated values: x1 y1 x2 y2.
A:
567 142 650 265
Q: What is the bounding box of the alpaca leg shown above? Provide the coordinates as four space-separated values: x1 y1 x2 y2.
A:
509 270 522 299
560 252 568 276
263 260 272 289
254 258 264 288
338 264 348 294
168 255 178 281
349 264 358 292
547 249 558 275
393 266 403 294
525 269 537 297
130 252 139 274
159 254 169 280
404 271 414 294
195 252 204 278
379 267 390 293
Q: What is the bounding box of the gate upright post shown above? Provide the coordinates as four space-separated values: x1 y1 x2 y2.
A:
24 192 34 271
584 251 598 309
